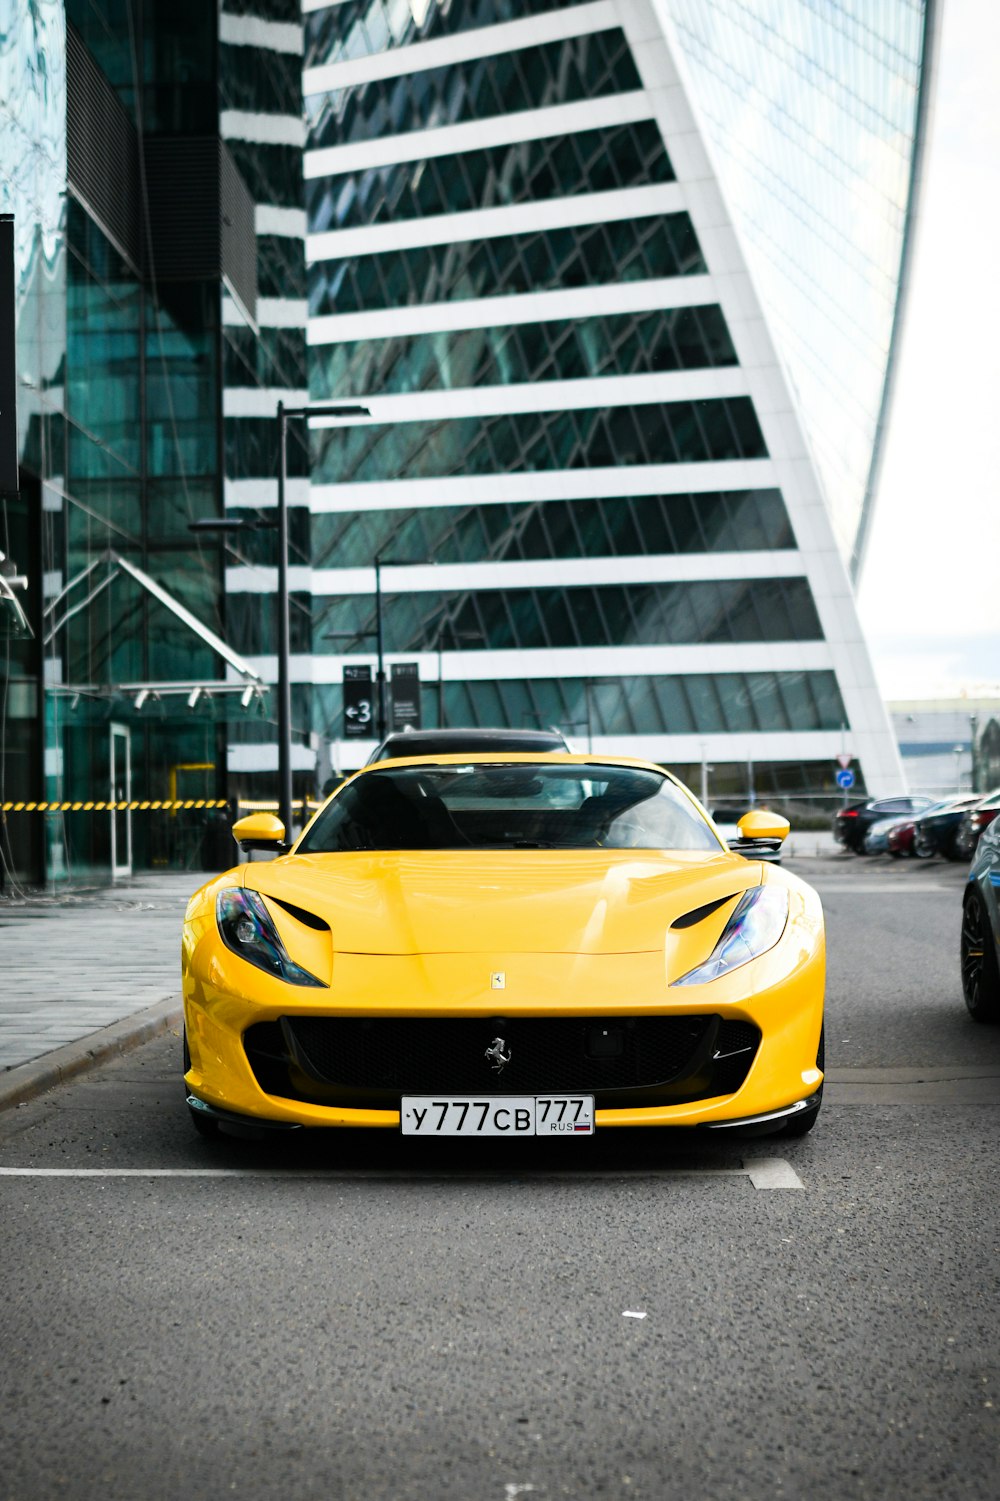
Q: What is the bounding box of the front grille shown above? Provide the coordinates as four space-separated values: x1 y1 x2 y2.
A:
243 1015 760 1111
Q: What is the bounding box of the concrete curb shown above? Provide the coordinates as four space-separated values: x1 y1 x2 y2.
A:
0 996 183 1113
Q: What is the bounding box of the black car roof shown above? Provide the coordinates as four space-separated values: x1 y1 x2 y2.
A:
367 727 569 763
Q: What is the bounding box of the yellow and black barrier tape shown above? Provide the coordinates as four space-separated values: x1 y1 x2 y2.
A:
1 799 231 814
2 798 326 815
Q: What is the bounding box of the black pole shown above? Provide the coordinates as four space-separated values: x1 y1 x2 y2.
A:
375 555 386 741
276 401 293 837
437 621 445 731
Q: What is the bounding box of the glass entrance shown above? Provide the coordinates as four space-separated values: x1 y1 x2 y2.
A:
110 724 132 880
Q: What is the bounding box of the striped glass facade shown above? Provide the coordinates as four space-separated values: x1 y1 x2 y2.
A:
290 0 931 794
662 0 931 569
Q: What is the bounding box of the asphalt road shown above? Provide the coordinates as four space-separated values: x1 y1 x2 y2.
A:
1 855 997 1501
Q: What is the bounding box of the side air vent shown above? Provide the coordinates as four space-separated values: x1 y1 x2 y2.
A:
272 897 329 932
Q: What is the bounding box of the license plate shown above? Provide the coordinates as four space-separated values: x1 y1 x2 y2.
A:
400 1095 595 1137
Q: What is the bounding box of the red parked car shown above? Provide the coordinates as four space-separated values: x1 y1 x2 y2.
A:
887 819 917 857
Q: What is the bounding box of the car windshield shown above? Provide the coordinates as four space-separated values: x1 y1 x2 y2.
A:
298 763 721 854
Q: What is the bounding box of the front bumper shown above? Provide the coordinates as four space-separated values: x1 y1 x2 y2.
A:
183 953 824 1134
186 1088 823 1136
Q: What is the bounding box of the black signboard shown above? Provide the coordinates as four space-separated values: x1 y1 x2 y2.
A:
343 664 374 739
391 662 421 731
0 215 17 493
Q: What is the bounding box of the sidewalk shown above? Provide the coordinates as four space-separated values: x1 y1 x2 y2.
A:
0 872 196 1093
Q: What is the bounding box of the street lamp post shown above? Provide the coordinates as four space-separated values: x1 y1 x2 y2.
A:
193 400 369 838
372 552 435 741
374 553 386 742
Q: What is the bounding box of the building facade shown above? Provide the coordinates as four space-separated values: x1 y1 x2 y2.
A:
293 0 935 801
0 0 306 887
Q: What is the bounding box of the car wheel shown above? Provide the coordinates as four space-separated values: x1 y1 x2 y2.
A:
961 890 1000 1023
954 832 975 862
943 831 966 862
913 829 935 859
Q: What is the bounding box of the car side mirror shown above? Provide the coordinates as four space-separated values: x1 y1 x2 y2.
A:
728 809 790 855
232 813 288 852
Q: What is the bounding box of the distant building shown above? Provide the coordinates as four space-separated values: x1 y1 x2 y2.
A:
290 0 937 799
890 696 1000 796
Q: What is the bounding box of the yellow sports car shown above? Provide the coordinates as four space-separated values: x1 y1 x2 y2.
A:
182 755 824 1141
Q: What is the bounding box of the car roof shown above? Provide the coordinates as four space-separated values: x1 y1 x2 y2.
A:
367 727 569 762
345 750 682 782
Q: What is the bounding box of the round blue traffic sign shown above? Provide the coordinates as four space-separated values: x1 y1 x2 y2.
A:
836 768 855 789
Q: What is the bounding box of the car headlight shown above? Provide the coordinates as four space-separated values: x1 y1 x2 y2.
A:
672 885 789 986
216 888 325 988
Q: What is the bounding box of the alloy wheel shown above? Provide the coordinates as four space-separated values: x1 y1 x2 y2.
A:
961 891 1000 1022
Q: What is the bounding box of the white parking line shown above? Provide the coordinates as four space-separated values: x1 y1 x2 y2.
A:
0 1158 804 1189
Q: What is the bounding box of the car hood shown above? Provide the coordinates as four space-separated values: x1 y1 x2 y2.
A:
247 849 759 956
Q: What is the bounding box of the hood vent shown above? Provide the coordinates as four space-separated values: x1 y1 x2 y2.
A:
671 893 738 930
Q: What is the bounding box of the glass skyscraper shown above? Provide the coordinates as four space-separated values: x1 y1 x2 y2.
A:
293 0 935 799
1 1 306 886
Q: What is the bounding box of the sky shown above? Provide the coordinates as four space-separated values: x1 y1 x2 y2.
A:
856 0 1000 701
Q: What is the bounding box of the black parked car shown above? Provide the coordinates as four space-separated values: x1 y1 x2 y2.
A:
367 726 572 764
833 795 937 853
912 795 982 860
954 788 1000 861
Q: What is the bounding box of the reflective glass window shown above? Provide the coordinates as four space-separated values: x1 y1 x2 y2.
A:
312 305 736 398
307 30 642 150
226 140 303 210
225 0 300 18
307 122 672 233
258 234 307 299
313 577 821 651
225 327 307 390
308 490 792 570
312 398 767 486
312 670 847 737
311 213 704 317
306 0 593 68
144 284 219 480
66 201 141 475
220 42 300 116
225 418 309 481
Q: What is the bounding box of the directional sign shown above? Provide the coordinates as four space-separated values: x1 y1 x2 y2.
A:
391 661 422 731
343 664 373 739
836 752 852 769
836 768 855 790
